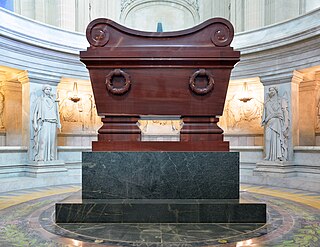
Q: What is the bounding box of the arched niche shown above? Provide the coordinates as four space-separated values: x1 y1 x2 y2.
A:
120 0 200 31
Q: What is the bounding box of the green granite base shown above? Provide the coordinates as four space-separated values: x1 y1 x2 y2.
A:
56 199 266 223
82 152 240 200
55 152 266 224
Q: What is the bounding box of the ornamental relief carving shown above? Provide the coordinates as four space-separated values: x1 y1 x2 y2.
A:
219 92 263 133
105 69 131 95
137 119 183 135
189 69 214 95
57 90 101 133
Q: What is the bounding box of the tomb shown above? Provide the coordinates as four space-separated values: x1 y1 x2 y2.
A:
56 18 266 223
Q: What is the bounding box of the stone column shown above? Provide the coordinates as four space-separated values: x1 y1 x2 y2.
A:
17 0 35 19
34 0 46 23
230 0 244 32
90 0 107 19
58 0 76 31
45 0 60 27
243 0 265 30
20 71 66 177
211 0 231 20
290 71 303 151
106 0 121 22
299 71 320 145
75 0 90 32
254 72 301 177
265 0 300 26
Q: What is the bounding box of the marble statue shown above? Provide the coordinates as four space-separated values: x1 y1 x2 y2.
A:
32 85 61 161
261 87 289 161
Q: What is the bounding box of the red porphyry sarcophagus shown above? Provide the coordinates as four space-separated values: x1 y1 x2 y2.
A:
80 18 240 151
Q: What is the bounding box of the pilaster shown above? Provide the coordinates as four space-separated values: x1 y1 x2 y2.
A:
254 72 301 177
34 0 46 23
260 72 301 161
291 70 303 148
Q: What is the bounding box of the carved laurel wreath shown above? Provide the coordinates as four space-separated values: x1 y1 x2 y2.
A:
189 69 214 95
105 69 131 95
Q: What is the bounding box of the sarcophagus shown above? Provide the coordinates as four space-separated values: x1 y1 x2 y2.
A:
56 20 266 225
80 18 240 151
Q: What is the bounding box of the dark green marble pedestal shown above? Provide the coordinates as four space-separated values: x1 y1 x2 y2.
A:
56 197 266 223
56 152 266 223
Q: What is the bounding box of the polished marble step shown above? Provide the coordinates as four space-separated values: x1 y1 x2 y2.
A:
56 198 266 224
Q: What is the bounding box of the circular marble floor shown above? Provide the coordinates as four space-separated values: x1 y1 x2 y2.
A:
0 184 319 247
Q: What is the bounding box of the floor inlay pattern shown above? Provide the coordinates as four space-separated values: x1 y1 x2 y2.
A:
0 184 319 246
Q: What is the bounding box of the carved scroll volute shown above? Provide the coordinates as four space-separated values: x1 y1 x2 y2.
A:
189 69 214 95
86 21 110 47
105 69 131 95
210 21 234 47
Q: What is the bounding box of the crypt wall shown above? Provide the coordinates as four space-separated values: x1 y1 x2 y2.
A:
12 0 320 32
0 5 320 191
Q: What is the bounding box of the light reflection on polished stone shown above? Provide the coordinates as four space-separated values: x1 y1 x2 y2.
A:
1 184 319 246
44 192 274 246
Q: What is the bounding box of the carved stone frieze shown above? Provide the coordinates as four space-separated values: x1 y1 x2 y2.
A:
222 95 263 132
58 90 101 133
137 119 183 135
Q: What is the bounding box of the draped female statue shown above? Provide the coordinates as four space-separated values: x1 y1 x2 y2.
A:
32 85 61 161
261 87 289 161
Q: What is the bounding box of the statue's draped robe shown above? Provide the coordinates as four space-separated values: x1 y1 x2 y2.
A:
33 96 59 161
262 97 287 161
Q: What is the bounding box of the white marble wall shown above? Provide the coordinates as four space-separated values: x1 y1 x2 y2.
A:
316 133 320 145
12 0 320 33
0 8 320 190
14 0 121 32
58 133 97 146
225 134 263 146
